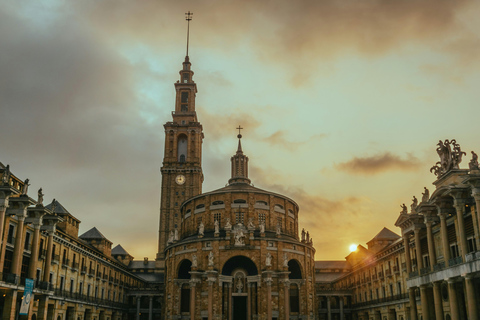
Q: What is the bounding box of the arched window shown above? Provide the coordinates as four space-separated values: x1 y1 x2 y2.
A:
178 135 187 162
233 199 247 204
212 201 224 205
195 204 205 209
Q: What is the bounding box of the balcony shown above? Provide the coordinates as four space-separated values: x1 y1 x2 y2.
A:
351 293 408 308
401 262 406 271
420 267 430 275
378 272 384 279
2 273 19 285
433 262 445 272
96 272 102 280
52 254 60 265
448 256 463 266
385 269 392 277
39 249 47 260
6 236 15 246
409 270 419 278
81 266 87 274
88 269 95 278
53 289 128 309
102 275 108 282
393 266 400 274
72 262 79 272
372 275 378 281
61 259 70 269
36 280 53 291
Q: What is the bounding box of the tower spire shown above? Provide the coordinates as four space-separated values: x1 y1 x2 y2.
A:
185 11 193 58
229 126 251 185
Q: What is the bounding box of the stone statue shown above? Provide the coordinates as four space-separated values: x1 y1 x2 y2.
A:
22 179 30 195
265 252 272 267
234 228 245 246
430 139 466 177
37 188 44 205
301 228 306 242
192 254 197 268
310 238 314 246
2 165 10 184
422 187 430 203
214 220 219 233
236 276 243 293
198 221 204 236
469 151 479 171
276 224 281 236
260 222 265 233
174 228 178 241
168 231 174 243
400 204 408 214
225 218 232 230
411 196 418 212
306 231 310 243
248 217 255 229
283 253 288 268
51 199 57 213
208 252 214 267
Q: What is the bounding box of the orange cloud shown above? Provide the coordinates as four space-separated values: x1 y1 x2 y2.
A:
336 152 420 175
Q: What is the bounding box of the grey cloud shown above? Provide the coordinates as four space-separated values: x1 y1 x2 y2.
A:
336 152 420 175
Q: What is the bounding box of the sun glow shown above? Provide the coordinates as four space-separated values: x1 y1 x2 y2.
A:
349 244 358 252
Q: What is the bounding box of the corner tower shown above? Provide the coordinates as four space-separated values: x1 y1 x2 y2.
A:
157 12 204 267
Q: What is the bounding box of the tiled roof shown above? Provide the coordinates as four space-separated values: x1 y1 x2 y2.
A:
370 227 400 242
45 199 70 215
79 227 107 240
112 244 130 256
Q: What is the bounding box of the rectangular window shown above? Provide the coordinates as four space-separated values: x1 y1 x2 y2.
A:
467 237 477 253
7 225 15 244
70 279 74 294
24 232 31 250
235 212 245 224
214 213 221 224
79 282 83 295
87 284 91 297
258 213 266 224
181 91 189 103
60 276 64 291
277 217 282 230
450 244 459 258
182 73 189 83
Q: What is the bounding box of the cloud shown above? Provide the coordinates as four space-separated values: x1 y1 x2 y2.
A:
336 152 420 175
264 131 327 151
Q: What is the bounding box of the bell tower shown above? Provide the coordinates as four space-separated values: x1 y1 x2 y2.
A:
156 11 204 267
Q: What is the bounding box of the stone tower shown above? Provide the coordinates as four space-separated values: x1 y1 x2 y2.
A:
156 54 204 268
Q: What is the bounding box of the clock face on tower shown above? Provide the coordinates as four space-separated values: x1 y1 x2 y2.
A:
175 175 186 185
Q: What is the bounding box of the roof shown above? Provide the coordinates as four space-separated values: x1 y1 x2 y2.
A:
45 199 70 215
315 261 350 270
368 227 400 243
128 260 156 269
183 182 299 209
79 227 107 240
112 244 131 256
315 272 350 282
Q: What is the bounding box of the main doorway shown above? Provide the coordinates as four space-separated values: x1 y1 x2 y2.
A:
232 296 247 320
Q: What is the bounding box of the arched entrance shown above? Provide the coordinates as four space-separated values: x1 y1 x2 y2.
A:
221 256 259 320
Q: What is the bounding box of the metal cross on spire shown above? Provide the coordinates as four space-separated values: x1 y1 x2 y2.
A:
185 11 193 57
237 125 243 139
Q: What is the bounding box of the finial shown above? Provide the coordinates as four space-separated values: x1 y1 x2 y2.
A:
185 11 193 57
236 125 243 139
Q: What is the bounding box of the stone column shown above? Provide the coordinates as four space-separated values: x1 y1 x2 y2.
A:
266 278 272 320
339 296 344 320
439 213 450 266
0 215 11 271
414 228 424 271
2 290 18 320
454 200 468 258
228 283 233 320
425 221 437 270
473 191 480 249
284 281 289 320
28 222 42 279
148 296 153 320
136 296 141 320
464 275 478 320
419 285 430 319
11 215 26 279
327 296 331 320
42 231 54 282
247 283 251 320
404 236 412 274
432 282 444 320
447 279 459 320
208 281 213 320
0 195 9 247
408 287 418 320
190 281 196 320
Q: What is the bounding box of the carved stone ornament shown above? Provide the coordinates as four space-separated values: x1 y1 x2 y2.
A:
234 225 246 246
208 251 214 267
410 196 418 212
400 204 408 215
214 219 219 233
1 165 10 184
198 221 204 236
430 139 466 177
168 231 174 243
37 188 44 205
192 254 197 268
224 218 232 230
469 151 479 171
265 252 272 267
22 179 30 195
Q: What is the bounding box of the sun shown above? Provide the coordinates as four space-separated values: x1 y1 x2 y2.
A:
349 244 358 252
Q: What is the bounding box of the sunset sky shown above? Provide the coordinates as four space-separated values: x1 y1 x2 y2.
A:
1 0 480 260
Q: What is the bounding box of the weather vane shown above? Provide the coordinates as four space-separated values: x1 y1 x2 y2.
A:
185 11 193 57
237 125 243 139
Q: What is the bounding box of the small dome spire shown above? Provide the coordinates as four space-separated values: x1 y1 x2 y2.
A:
228 126 250 185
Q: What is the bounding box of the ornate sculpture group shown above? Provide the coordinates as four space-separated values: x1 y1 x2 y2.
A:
430 139 466 177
